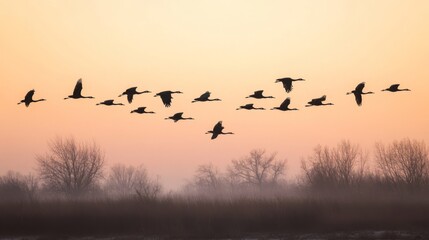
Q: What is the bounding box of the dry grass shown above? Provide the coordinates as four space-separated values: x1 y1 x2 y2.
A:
1 193 429 238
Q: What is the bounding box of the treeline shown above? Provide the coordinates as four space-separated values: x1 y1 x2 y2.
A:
0 136 161 202
185 139 429 199
1 137 429 202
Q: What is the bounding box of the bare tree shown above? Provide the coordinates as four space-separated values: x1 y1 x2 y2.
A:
36 136 105 196
193 163 223 191
301 140 367 189
105 163 162 200
375 139 429 190
227 149 286 187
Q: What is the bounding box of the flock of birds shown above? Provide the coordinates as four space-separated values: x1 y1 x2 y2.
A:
18 78 411 139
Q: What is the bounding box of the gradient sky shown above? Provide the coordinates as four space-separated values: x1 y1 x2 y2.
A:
1 0 429 190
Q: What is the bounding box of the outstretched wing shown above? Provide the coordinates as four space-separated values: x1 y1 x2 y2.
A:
279 97 291 109
104 100 114 105
127 87 137 92
254 90 264 97
73 79 83 96
311 95 326 105
127 93 134 103
23 89 35 107
173 112 184 118
391 84 400 90
355 82 365 92
210 121 223 139
354 92 362 106
24 90 35 101
213 121 223 132
200 91 210 100
160 92 172 107
283 79 292 93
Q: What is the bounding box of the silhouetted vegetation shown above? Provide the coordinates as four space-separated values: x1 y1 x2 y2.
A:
1 138 429 238
36 136 105 197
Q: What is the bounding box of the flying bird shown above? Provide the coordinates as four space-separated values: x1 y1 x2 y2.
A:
382 84 411 92
131 107 155 114
119 87 151 104
275 77 305 93
192 91 221 103
346 82 374 106
154 90 183 107
165 112 194 122
271 97 298 111
246 90 274 99
64 79 94 100
206 121 234 140
18 89 46 107
305 95 334 107
96 100 124 106
236 103 265 110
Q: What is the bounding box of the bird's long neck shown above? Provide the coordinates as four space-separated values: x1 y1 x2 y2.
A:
265 96 274 99
34 99 46 102
221 132 234 135
184 117 194 120
208 98 221 101
363 91 374 95
295 78 305 81
399 88 411 91
137 90 150 94
322 103 334 105
255 107 265 110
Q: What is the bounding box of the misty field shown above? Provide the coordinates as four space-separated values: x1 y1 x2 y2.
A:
2 138 429 239
1 193 429 239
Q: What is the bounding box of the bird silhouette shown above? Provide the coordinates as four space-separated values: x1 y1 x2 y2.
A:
305 95 334 107
275 77 305 93
96 99 124 106
119 87 151 104
64 79 94 100
154 90 183 107
346 82 374 106
271 97 298 111
18 89 46 107
246 90 274 99
236 103 265 110
382 84 411 92
131 107 155 114
206 121 234 140
192 91 221 103
165 112 194 122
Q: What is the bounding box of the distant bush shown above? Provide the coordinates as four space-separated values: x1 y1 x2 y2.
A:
375 138 429 191
300 140 367 192
105 163 162 200
0 171 38 202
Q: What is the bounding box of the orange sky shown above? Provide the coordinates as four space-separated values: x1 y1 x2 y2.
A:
1 0 429 189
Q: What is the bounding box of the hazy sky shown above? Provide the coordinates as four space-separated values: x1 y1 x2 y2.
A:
1 0 429 189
